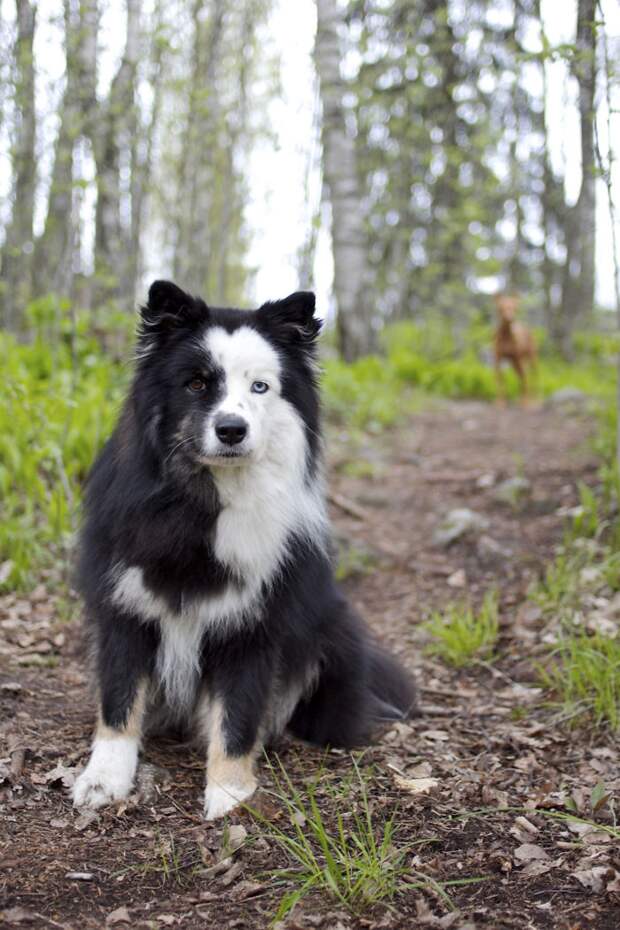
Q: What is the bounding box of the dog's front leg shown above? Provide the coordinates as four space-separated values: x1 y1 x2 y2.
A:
200 643 271 820
200 696 260 820
73 613 155 810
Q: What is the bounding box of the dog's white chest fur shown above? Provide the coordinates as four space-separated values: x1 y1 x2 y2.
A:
111 411 327 710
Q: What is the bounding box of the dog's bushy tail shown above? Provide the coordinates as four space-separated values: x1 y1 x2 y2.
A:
288 606 417 749
367 642 417 724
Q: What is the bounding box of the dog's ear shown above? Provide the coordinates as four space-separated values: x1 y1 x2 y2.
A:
257 291 321 348
138 280 209 349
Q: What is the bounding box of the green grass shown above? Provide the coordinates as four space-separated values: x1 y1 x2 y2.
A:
422 590 499 668
0 305 128 592
531 542 589 614
252 756 455 922
530 404 620 733
322 318 616 430
321 354 420 431
532 473 620 616
536 804 620 838
538 633 620 732
2 301 617 594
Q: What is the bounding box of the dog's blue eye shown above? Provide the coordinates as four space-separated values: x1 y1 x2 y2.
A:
251 381 269 394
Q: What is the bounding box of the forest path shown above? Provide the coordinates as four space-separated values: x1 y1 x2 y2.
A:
2 398 618 930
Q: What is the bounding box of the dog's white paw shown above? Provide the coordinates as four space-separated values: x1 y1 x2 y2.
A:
203 778 257 820
72 738 138 810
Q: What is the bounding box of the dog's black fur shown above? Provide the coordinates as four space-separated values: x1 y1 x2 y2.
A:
77 281 415 777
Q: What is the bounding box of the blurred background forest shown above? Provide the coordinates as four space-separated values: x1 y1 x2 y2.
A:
0 0 619 592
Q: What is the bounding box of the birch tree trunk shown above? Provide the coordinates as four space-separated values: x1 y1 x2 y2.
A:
1 0 36 331
214 2 258 303
126 0 166 304
173 0 225 293
315 0 373 361
92 0 140 305
34 0 97 300
559 0 597 354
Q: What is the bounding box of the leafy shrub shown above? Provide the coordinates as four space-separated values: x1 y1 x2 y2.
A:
0 312 129 591
3 301 618 594
322 355 407 429
323 320 616 430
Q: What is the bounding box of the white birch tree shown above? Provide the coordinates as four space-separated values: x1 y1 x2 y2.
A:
315 0 374 361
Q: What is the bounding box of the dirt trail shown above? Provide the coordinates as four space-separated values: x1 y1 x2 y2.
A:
2 399 618 930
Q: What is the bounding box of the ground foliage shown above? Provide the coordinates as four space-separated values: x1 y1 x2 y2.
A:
1 309 615 593
2 387 620 929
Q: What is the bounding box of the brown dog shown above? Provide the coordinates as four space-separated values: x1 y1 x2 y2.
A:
493 293 537 406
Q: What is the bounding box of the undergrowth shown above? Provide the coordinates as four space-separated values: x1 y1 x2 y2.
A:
0 302 128 591
1 299 617 594
423 590 499 667
252 755 470 922
322 318 616 430
539 633 620 732
532 403 620 732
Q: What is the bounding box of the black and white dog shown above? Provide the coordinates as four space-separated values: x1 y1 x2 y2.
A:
72 281 415 819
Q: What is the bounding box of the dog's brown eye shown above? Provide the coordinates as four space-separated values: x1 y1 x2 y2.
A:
188 377 206 393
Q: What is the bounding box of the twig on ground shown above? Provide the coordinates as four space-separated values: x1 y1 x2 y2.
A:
327 490 369 521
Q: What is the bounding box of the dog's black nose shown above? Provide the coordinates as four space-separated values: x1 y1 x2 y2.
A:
215 414 248 446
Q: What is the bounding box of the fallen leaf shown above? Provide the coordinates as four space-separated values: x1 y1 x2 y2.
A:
0 907 35 924
481 785 509 807
566 820 597 837
510 815 540 842
394 774 440 795
521 859 561 878
43 763 76 788
74 809 100 831
574 866 611 893
447 569 466 588
106 906 131 925
590 781 611 813
198 891 219 902
10 747 26 778
232 880 265 900
0 681 22 695
420 729 450 742
219 823 247 859
201 855 233 878
220 861 243 886
606 870 620 893
514 843 549 863
409 761 433 778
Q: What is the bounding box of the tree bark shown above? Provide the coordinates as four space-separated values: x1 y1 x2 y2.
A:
1 0 37 331
126 0 165 304
34 0 98 300
91 0 140 306
315 0 374 361
559 0 597 355
173 0 225 293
